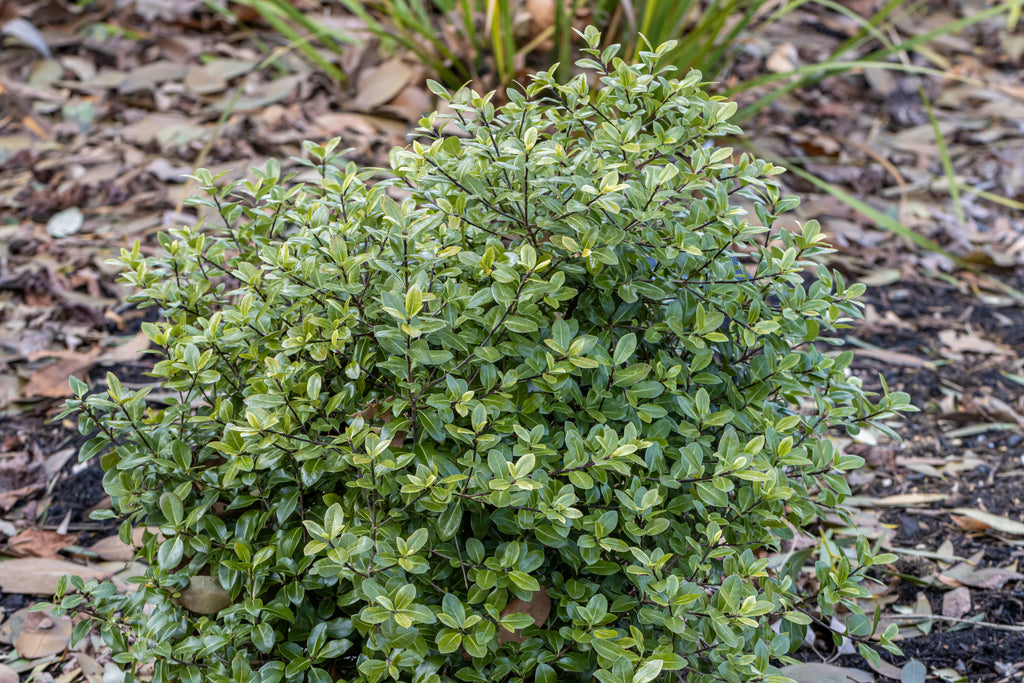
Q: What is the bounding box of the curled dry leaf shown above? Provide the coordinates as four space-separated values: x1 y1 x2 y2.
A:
950 508 1024 536
173 575 232 614
6 528 76 559
951 514 991 532
1 17 51 58
496 586 551 645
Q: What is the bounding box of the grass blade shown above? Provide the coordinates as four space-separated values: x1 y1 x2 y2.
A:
780 163 1024 304
245 0 347 83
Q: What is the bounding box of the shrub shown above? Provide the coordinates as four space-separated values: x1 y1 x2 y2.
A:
57 28 912 683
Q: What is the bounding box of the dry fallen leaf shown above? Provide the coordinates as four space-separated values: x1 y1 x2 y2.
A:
863 66 898 97
941 586 971 619
14 609 72 659
110 561 148 593
766 43 798 73
75 653 105 683
935 539 957 565
496 587 551 645
0 558 110 595
0 450 45 511
869 493 948 506
863 656 903 681
46 206 84 238
88 527 158 562
183 59 254 95
118 61 188 94
951 514 991 532
937 329 1005 357
314 112 380 137
98 330 152 364
950 508 1024 536
214 75 305 113
0 663 17 683
21 347 101 399
120 113 208 148
951 566 1024 590
778 663 873 682
353 58 413 110
380 85 433 123
173 575 232 614
1 17 51 58
912 592 933 635
6 528 76 559
526 0 556 34
0 609 23 644
852 348 933 368
0 481 43 512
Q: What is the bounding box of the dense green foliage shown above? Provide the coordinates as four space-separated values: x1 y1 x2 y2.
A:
57 30 910 683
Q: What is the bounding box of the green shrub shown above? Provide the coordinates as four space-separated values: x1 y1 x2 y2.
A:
57 28 911 683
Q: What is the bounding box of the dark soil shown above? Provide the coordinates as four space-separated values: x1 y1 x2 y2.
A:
791 274 1024 681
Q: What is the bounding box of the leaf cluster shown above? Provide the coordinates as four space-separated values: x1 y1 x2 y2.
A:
56 29 912 683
